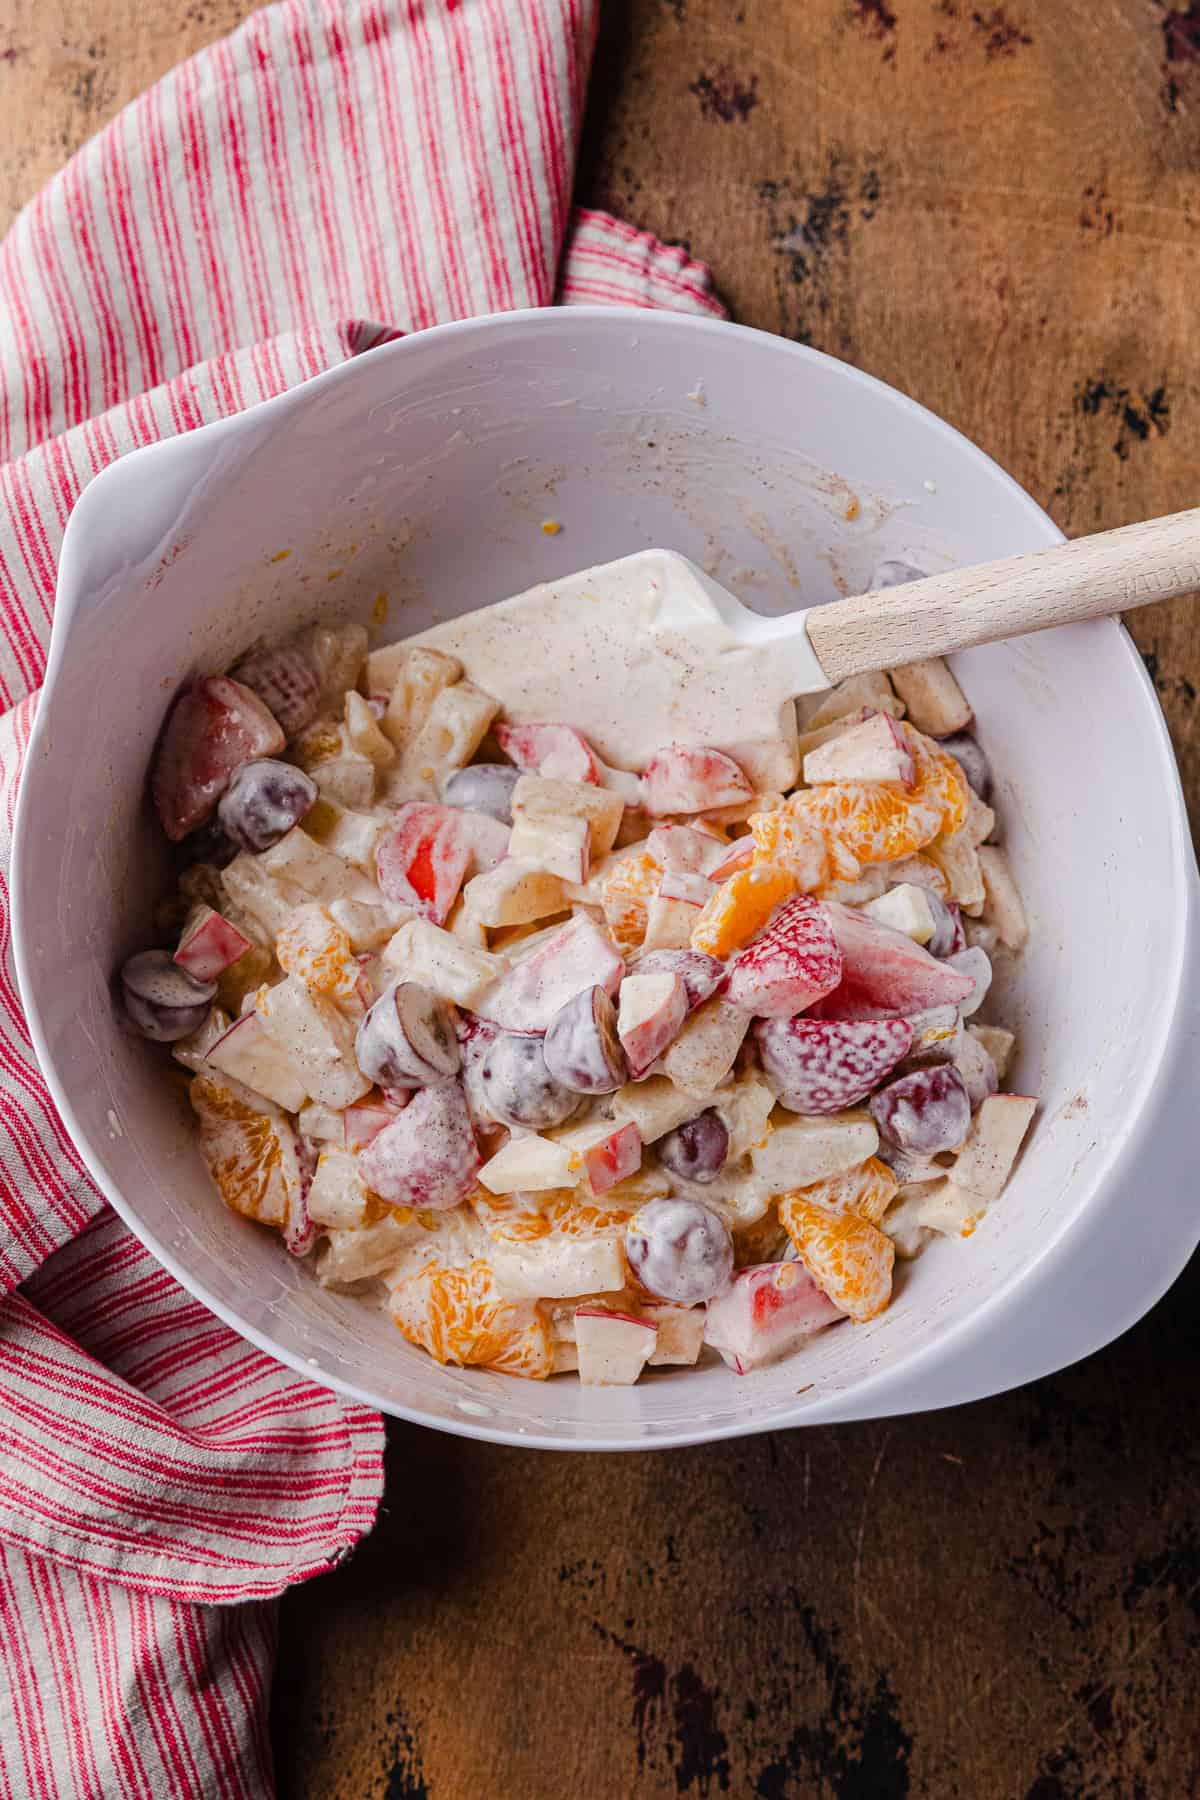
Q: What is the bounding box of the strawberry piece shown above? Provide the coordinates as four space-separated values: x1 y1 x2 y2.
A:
725 896 842 1018
357 1079 480 1209
642 744 753 816
814 902 976 1020
704 1262 844 1373
376 803 471 924
756 1016 913 1114
495 721 602 784
481 915 623 1033
232 642 321 738
153 675 286 841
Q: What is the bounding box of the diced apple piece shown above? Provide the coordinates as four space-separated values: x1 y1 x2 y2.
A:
717 1073 780 1160
642 1303 706 1366
381 646 462 748
364 640 409 696
915 1180 977 1237
507 812 591 884
952 1031 999 1108
296 622 368 711
480 915 622 1033
152 675 286 841
357 1079 481 1209
206 1010 309 1111
635 949 726 1012
750 1109 878 1190
172 1006 233 1075
807 672 901 731
328 894 408 952
489 1238 626 1301
659 999 750 1099
219 853 305 938
477 1133 574 1194
964 787 996 846
575 1308 658 1385
613 1075 707 1143
316 1213 425 1286
862 884 936 946
888 657 972 737
255 976 371 1109
879 1188 932 1260
376 803 471 924
343 1091 405 1152
706 837 756 881
555 1118 642 1195
704 1262 843 1373
389 680 499 799
969 1022 1015 1080
306 1147 375 1229
452 810 511 873
312 748 378 810
304 799 388 870
802 711 915 787
642 745 753 816
658 868 716 907
723 738 800 795
928 829 985 910
298 1100 343 1142
978 846 1029 950
641 893 701 952
511 774 624 857
260 828 380 907
950 1094 1036 1200
344 689 395 769
645 824 729 875
618 972 688 1078
174 905 253 982
494 721 603 784
382 918 508 1009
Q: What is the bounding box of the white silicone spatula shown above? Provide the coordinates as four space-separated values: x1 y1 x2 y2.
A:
413 513 1199 784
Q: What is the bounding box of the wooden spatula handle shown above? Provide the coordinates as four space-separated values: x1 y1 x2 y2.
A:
805 506 1200 685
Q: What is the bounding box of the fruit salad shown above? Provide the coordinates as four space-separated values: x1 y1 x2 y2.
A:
122 597 1036 1386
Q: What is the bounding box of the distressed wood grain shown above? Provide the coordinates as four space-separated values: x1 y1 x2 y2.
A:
4 0 1200 1795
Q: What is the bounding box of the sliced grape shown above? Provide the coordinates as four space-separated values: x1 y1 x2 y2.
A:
355 981 461 1088
479 1032 581 1130
442 763 523 824
634 948 725 1011
938 732 992 801
656 1110 730 1184
121 949 215 1042
869 1065 971 1155
218 759 318 853
542 985 627 1094
625 1197 734 1305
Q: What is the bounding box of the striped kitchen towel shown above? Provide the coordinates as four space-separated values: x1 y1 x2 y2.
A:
0 0 724 1793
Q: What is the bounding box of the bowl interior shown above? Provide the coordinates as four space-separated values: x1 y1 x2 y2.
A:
15 310 1188 1447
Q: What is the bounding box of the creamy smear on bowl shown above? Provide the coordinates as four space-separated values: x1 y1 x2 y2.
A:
118 564 1036 1386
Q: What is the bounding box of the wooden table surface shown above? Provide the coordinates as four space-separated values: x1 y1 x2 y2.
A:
5 0 1200 1793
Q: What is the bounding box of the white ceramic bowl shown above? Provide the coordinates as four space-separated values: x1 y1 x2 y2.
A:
14 308 1200 1450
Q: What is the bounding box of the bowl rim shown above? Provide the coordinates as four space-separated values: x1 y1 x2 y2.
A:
14 303 1196 1448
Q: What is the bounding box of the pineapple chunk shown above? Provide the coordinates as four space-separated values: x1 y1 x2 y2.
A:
978 846 1029 950
307 1147 375 1229
382 646 462 749
255 977 371 1110
951 1094 1036 1200
888 657 972 736
751 1110 878 1190
344 690 395 769
461 861 569 928
510 776 624 857
388 680 499 800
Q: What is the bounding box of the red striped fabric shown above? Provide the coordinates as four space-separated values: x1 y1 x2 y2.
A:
0 0 725 1792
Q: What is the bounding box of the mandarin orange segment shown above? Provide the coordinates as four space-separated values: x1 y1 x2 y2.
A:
471 1188 557 1242
778 1195 894 1321
276 902 360 998
541 1189 643 1239
786 720 969 870
777 1156 898 1230
391 1258 552 1379
748 808 853 891
690 863 795 958
190 1073 295 1228
601 850 662 950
